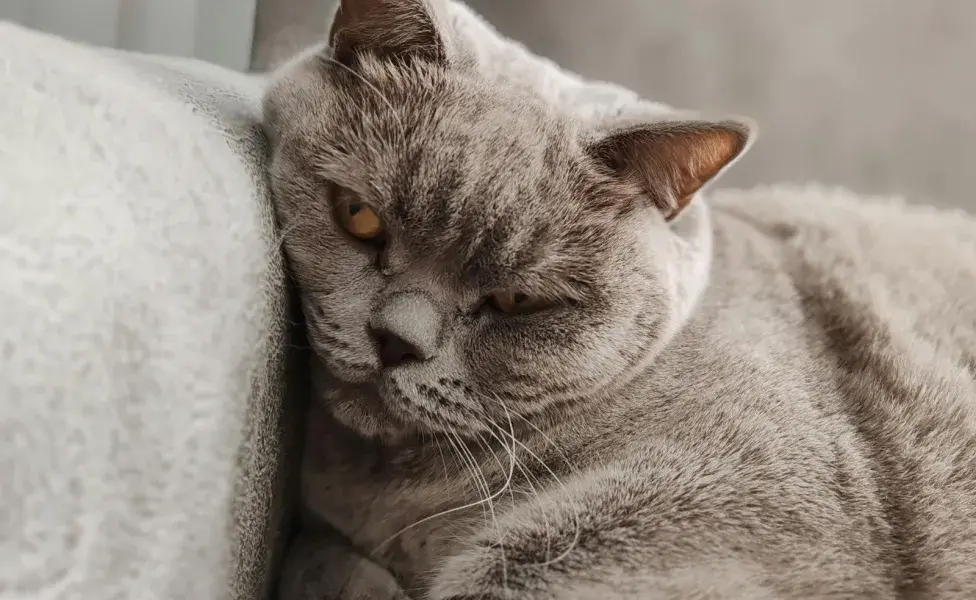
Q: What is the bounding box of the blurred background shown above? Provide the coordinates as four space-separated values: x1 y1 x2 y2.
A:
251 0 976 211
4 0 975 210
0 0 258 74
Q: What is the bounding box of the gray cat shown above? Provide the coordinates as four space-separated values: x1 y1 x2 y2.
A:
263 0 976 598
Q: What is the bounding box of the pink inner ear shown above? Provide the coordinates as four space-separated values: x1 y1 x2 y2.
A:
591 121 750 221
654 126 748 219
683 128 746 191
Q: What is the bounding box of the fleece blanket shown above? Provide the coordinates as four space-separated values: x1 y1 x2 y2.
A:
0 4 677 599
0 22 291 600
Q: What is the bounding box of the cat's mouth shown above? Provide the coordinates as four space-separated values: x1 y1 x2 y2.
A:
312 353 484 442
328 384 416 441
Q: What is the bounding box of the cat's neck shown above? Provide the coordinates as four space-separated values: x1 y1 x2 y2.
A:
663 195 714 332
586 196 713 403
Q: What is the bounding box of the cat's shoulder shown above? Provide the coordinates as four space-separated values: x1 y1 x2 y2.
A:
707 184 976 355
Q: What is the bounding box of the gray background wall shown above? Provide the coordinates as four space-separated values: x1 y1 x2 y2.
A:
253 0 976 212
0 0 257 71
3 0 974 209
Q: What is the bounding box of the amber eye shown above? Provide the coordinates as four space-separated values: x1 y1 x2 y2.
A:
337 198 383 241
486 290 549 314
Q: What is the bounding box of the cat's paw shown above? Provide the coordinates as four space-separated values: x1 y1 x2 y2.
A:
279 530 412 600
426 503 589 600
426 541 552 600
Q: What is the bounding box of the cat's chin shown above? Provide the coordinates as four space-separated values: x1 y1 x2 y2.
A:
323 384 419 444
310 361 421 444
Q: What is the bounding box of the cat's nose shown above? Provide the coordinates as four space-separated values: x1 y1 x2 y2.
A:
371 328 426 368
369 291 442 368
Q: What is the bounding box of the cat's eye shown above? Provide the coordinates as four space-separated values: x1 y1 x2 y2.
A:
485 290 551 315
336 197 384 242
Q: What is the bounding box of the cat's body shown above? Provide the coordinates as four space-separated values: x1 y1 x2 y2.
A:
265 1 976 598
287 188 976 599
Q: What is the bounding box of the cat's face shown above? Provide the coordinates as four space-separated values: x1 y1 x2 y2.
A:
264 0 752 442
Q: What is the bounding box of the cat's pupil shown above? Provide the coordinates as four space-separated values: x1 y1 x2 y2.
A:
348 203 362 216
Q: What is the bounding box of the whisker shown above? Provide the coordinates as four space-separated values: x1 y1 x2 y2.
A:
471 402 521 592
513 411 579 474
475 431 510 592
475 432 516 514
488 398 582 568
504 429 582 567
486 416 554 564
451 427 510 591
270 220 301 255
372 421 513 556
450 429 493 530
433 434 451 484
453 429 499 533
372 431 488 555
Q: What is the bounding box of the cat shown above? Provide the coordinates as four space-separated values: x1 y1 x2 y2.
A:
263 0 976 598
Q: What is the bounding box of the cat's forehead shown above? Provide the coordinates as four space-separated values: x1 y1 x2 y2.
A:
374 96 618 288
331 59 572 172
324 64 599 209
308 60 626 288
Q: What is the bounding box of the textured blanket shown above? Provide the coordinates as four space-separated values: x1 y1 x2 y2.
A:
0 22 290 600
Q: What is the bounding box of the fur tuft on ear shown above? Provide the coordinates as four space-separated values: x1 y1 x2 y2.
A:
588 119 755 220
329 0 447 65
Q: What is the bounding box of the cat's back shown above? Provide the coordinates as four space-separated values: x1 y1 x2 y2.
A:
709 184 976 355
580 187 976 596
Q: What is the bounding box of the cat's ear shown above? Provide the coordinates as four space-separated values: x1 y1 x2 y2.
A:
329 0 447 65
588 119 755 221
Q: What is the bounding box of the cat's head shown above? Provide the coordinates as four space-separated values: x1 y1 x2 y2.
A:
264 0 754 443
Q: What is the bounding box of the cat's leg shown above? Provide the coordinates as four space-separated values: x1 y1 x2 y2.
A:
429 545 779 600
425 461 840 600
278 527 411 600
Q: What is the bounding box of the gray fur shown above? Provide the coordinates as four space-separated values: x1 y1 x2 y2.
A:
265 1 976 598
